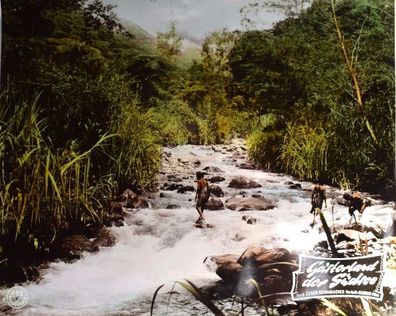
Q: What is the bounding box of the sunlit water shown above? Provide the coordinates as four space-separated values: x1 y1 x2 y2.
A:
2 140 395 315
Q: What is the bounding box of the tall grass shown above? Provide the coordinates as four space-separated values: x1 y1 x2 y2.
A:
0 92 114 249
110 99 162 188
280 122 329 180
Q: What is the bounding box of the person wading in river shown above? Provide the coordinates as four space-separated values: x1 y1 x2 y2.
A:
310 183 327 227
343 191 371 223
195 171 209 223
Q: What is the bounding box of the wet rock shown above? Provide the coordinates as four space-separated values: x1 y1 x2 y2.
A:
204 255 242 285
122 188 138 200
335 196 349 206
242 215 257 225
121 188 149 209
209 176 226 183
159 192 168 198
203 166 224 173
177 185 195 194
167 175 183 182
209 185 224 197
237 245 267 265
228 176 262 189
314 240 329 250
113 220 124 227
165 204 180 209
56 235 98 260
93 228 116 248
256 248 294 265
161 183 182 191
225 197 276 211
289 183 302 190
210 247 297 296
237 163 258 170
247 218 257 225
122 197 149 209
207 198 224 210
344 222 385 238
335 229 377 244
193 160 201 166
284 181 294 185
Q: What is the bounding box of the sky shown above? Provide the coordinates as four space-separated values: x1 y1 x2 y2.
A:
103 0 284 40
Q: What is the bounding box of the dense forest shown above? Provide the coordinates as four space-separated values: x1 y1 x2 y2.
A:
0 0 394 259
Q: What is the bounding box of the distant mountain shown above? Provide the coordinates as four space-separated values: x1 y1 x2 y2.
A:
121 20 202 68
121 20 155 49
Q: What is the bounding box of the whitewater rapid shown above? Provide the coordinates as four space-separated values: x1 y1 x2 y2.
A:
3 140 395 315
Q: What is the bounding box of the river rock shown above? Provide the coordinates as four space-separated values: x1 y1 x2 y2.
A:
167 175 183 182
161 183 182 191
335 196 349 206
177 185 195 193
237 163 258 170
335 229 377 244
228 176 261 189
165 204 180 209
209 247 297 296
121 188 138 200
225 197 276 211
56 235 98 260
209 176 226 183
289 183 302 190
344 222 384 238
122 196 149 209
203 166 224 173
242 215 257 225
237 245 267 265
209 185 224 197
207 198 224 210
93 228 116 248
204 255 242 285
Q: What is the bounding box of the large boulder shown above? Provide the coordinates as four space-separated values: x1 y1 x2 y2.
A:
204 255 242 285
207 198 224 210
209 184 224 197
207 247 297 297
225 197 276 211
237 245 267 265
228 176 261 189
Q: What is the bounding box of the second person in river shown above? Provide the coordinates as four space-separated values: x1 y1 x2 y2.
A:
310 183 327 227
195 171 210 223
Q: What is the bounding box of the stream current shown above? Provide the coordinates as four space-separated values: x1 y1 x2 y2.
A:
2 140 395 315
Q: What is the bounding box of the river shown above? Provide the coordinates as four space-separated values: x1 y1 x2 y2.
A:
2 140 395 315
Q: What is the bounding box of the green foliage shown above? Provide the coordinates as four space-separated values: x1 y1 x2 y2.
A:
0 92 113 249
280 123 329 180
151 100 204 146
156 22 182 62
242 0 394 195
110 100 162 188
